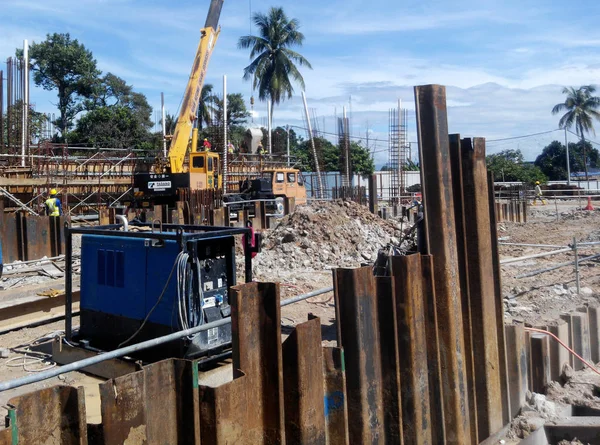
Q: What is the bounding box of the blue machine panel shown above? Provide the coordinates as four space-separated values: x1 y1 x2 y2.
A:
80 231 235 357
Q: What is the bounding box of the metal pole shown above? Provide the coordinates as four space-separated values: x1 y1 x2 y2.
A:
574 236 580 295
161 92 167 158
286 124 290 167
223 75 228 191
22 40 28 167
267 100 272 154
565 128 571 186
0 285 334 392
499 247 572 264
516 252 600 279
301 91 323 198
65 223 73 341
498 242 567 249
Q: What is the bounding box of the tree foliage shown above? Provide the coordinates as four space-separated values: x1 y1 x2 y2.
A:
552 85 600 180
238 7 312 121
291 136 374 177
27 33 100 134
213 93 251 127
534 140 599 180
69 74 152 149
486 149 547 183
1 101 47 147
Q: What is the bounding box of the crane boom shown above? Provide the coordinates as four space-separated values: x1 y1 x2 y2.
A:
168 0 224 173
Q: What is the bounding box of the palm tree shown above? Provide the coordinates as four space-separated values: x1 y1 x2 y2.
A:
552 85 600 181
198 84 216 130
238 7 312 122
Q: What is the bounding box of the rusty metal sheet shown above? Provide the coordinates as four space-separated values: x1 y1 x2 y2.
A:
100 359 198 445
333 267 384 444
375 276 403 444
0 213 22 263
99 369 147 444
49 216 65 257
282 317 326 444
323 347 349 445
414 84 472 444
449 134 478 443
391 255 432 445
460 138 503 438
7 385 87 445
199 373 250 443
24 215 51 261
211 208 225 226
0 427 11 445
487 172 511 424
530 334 551 394
420 255 446 444
201 281 285 444
505 324 528 420
146 359 198 444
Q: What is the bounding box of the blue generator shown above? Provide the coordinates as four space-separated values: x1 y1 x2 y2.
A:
72 223 255 360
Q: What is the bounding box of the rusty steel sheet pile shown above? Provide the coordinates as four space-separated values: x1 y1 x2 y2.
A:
0 214 65 263
0 84 512 444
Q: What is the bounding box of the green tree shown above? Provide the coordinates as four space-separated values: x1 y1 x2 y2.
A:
71 105 151 149
197 84 216 130
238 7 312 122
213 93 251 127
486 149 547 183
27 33 100 135
349 141 375 177
1 101 48 147
552 85 600 180
291 137 374 177
535 140 598 180
71 78 153 149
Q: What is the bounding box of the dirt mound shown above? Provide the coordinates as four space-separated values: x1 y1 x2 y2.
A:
254 200 406 273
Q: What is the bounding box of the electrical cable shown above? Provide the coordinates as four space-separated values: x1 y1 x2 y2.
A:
118 253 181 348
525 327 600 377
486 129 561 142
5 331 64 373
176 252 205 339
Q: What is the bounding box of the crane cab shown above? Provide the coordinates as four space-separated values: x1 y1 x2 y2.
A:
190 151 222 191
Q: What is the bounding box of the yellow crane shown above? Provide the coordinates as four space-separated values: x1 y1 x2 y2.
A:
132 0 306 210
167 0 223 174
133 0 224 202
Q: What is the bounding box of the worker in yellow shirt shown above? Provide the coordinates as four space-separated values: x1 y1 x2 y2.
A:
532 181 546 205
44 189 63 216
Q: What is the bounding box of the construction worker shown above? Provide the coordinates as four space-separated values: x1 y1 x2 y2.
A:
257 142 265 155
44 189 63 216
227 142 235 155
532 181 546 205
203 138 211 151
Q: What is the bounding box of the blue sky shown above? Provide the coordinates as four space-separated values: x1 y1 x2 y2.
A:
3 0 600 166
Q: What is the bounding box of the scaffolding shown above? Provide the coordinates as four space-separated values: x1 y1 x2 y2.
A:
388 101 409 203
338 112 351 187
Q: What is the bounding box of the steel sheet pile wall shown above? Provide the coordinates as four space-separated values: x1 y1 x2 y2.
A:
413 85 510 443
0 214 65 262
0 85 516 445
495 200 527 223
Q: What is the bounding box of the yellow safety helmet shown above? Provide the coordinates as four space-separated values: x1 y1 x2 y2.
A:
535 181 540 185
204 138 208 141
50 189 58 196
